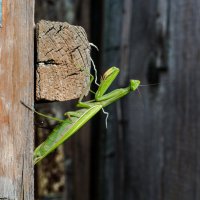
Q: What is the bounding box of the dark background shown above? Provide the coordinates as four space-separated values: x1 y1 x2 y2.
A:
35 1 200 200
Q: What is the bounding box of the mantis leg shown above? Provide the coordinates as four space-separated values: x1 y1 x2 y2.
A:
21 101 63 123
34 110 64 123
64 111 82 122
76 101 93 108
77 67 123 106
64 111 83 118
78 67 120 103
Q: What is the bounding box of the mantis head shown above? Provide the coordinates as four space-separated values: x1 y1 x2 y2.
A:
130 80 140 91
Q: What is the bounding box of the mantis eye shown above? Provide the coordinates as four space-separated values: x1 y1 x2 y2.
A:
130 80 140 91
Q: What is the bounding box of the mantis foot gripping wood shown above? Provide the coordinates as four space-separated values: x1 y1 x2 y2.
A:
36 20 91 101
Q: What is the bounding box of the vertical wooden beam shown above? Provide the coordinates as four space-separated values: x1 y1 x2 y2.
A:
162 1 200 199
123 1 165 200
99 1 123 200
0 0 34 199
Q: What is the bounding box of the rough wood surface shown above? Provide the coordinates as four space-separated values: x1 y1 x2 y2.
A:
162 1 200 199
0 0 34 199
36 20 91 101
98 0 200 200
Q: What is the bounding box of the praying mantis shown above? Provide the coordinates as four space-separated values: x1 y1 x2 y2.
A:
34 66 140 164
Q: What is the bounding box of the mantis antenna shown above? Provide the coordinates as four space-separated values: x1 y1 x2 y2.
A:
136 88 145 110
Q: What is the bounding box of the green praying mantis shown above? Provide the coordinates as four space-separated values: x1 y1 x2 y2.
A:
33 66 140 165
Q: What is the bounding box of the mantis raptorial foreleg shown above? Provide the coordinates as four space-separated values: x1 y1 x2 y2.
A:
64 111 83 118
95 67 120 100
78 67 119 126
33 66 140 164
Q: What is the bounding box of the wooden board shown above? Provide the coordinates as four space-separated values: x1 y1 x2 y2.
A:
98 0 200 200
122 1 200 199
0 0 34 199
36 20 91 101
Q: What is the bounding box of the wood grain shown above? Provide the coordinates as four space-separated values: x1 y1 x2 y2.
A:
0 0 34 199
36 20 91 101
100 0 200 200
96 1 123 200
162 1 200 199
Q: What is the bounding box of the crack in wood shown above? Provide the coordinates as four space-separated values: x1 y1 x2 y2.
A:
55 25 63 34
37 59 59 65
44 26 55 35
45 48 54 56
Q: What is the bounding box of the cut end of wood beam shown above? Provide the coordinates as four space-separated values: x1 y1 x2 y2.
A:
36 20 91 101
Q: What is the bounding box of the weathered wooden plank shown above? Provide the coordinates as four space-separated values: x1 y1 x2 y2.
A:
100 0 165 200
98 1 123 200
108 0 200 200
35 2 92 200
0 0 34 199
162 1 200 199
122 1 166 200
36 20 91 101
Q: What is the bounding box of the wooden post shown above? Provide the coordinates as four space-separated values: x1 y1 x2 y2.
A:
36 20 91 101
99 0 200 200
0 0 34 199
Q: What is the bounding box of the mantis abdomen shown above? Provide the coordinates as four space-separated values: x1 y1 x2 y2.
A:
34 105 102 164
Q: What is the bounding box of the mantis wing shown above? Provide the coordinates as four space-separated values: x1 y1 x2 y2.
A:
34 105 102 164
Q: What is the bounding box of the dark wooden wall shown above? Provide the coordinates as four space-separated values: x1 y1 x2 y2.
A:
95 0 200 200
35 1 200 200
